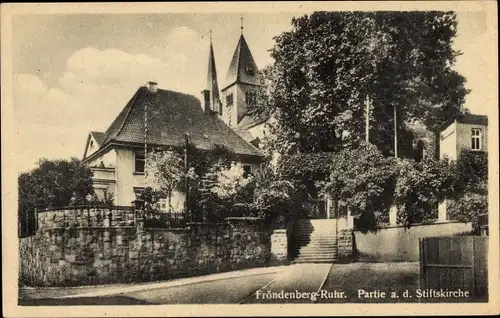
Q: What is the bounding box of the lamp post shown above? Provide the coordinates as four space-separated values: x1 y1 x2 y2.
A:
184 132 190 221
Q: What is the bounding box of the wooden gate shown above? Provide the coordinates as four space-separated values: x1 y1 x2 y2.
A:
419 236 488 300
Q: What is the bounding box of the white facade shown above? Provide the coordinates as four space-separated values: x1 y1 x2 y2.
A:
440 119 488 160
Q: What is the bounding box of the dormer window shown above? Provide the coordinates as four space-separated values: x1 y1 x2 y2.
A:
245 64 255 76
471 128 482 151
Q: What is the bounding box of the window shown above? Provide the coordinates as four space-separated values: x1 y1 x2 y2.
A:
245 91 257 105
226 93 234 106
471 128 482 151
134 187 145 200
242 164 252 178
245 64 255 76
157 198 168 212
90 140 94 148
135 150 145 173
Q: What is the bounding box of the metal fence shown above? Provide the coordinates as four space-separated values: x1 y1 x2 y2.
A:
141 211 187 228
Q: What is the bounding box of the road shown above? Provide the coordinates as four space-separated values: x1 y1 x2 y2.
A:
19 263 422 305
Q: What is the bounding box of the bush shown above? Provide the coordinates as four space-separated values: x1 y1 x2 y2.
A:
323 142 396 233
444 150 488 224
394 156 455 227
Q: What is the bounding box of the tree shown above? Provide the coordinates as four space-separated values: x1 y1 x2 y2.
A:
18 158 94 237
145 149 188 213
185 144 236 221
323 142 397 233
210 162 255 203
250 11 468 157
251 163 303 223
447 150 488 224
394 156 455 227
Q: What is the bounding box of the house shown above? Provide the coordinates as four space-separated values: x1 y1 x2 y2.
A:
438 113 488 160
437 112 488 221
82 36 265 208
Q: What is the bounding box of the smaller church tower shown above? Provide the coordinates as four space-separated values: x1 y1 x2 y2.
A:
201 31 222 114
220 19 262 127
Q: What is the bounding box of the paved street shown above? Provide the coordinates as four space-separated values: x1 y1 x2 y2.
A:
19 263 422 305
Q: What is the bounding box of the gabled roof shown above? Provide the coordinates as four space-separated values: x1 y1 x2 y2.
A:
222 34 262 90
237 114 267 130
85 86 264 162
90 131 106 147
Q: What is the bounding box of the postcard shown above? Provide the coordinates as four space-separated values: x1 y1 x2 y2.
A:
2 1 498 317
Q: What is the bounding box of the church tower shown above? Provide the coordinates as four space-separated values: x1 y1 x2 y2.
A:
201 32 222 114
220 20 262 127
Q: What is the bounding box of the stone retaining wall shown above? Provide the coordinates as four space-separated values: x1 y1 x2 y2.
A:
20 208 276 287
337 229 354 259
353 221 473 262
36 206 136 230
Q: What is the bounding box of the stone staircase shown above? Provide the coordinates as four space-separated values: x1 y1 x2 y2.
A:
290 219 338 263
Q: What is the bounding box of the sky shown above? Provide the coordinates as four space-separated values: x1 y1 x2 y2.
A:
9 10 490 174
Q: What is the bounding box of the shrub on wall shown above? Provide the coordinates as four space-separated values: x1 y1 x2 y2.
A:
447 150 488 224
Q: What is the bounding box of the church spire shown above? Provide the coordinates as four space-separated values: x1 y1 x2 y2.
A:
240 15 244 35
202 30 222 114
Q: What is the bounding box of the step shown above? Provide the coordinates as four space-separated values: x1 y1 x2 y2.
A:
295 251 338 255
296 253 338 258
293 258 338 262
293 255 338 260
295 245 338 250
293 235 338 239
293 239 338 244
292 260 337 264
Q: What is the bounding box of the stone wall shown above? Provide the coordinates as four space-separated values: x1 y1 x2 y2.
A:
270 229 288 264
37 206 136 230
337 229 354 259
353 221 473 262
20 209 275 287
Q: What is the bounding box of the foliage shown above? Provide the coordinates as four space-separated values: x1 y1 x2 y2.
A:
88 191 115 207
451 150 488 197
323 142 396 233
251 164 304 223
185 144 236 221
138 187 165 213
196 162 255 221
447 150 488 223
145 148 194 212
447 183 488 224
251 11 468 157
210 162 255 202
18 157 94 237
277 152 334 199
394 156 455 227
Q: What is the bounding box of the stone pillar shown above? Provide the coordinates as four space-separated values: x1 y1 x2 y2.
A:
270 229 288 264
438 200 447 222
337 229 353 259
389 205 398 226
347 208 354 229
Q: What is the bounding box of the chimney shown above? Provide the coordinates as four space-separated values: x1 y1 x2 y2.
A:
200 89 211 114
147 81 158 93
